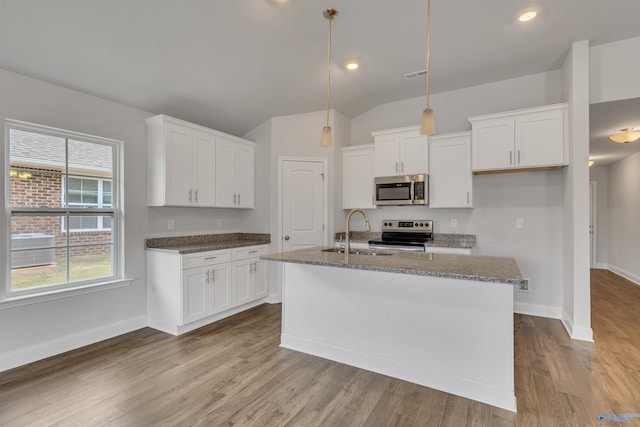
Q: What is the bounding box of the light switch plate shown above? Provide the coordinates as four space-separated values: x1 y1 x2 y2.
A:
516 219 524 229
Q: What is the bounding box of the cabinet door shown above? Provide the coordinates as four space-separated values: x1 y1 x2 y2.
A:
233 259 253 306
182 266 210 324
165 123 194 206
215 138 236 207
193 131 216 207
471 118 514 171
253 259 268 299
235 143 254 208
515 109 564 168
374 135 400 177
343 145 376 209
399 133 428 175
429 134 472 208
211 264 232 314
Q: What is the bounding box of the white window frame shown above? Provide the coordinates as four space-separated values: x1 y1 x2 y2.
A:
3 119 125 302
62 177 113 232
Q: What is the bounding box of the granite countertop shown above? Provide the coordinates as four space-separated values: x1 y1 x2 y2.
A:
335 232 477 249
262 246 522 285
145 233 270 254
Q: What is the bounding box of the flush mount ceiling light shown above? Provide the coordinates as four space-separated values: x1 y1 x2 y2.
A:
320 8 338 147
589 160 595 167
346 61 359 71
609 127 640 144
420 0 436 135
518 9 537 22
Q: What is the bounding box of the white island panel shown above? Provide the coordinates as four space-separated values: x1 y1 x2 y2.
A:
281 262 516 412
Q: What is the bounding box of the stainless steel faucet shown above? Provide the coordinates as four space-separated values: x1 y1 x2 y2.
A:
345 208 371 258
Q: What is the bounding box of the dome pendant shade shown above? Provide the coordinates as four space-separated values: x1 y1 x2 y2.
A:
421 108 436 135
609 127 640 144
320 126 332 147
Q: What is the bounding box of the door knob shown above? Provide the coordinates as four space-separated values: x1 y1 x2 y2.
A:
284 235 290 241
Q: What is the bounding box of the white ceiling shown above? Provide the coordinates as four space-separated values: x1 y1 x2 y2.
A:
2 0 640 159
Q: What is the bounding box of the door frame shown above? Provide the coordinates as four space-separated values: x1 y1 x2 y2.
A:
589 181 597 268
277 156 329 255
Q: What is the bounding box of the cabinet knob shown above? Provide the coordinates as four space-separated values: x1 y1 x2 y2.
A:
284 235 290 241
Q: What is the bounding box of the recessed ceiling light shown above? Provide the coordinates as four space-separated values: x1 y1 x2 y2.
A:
346 61 359 71
518 10 537 22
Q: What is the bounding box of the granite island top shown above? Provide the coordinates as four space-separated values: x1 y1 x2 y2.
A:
262 246 522 285
145 233 270 254
336 232 476 249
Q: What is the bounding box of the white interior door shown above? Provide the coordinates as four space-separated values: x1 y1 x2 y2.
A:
281 160 326 252
589 182 597 268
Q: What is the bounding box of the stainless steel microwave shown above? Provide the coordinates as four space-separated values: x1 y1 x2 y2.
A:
374 174 428 206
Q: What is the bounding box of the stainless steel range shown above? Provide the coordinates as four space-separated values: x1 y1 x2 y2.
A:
368 220 433 252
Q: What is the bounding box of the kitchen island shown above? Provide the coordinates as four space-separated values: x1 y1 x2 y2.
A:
263 247 522 412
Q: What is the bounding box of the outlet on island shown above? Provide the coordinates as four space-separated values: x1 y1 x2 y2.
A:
450 219 457 228
167 219 175 230
217 218 223 228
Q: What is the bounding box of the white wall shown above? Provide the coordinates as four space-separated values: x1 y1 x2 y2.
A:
347 70 566 316
0 68 260 371
589 166 609 268
590 36 640 104
607 152 640 284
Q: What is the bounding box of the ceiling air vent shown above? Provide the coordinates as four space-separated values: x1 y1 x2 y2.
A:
404 69 427 80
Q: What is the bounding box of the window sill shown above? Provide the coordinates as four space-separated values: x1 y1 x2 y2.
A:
0 278 136 310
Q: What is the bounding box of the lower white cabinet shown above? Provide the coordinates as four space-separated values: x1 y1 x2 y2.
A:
147 244 269 335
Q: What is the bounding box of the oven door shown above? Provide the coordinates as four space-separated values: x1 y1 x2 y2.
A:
368 243 426 253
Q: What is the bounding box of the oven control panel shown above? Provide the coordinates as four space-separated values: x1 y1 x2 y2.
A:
381 220 433 232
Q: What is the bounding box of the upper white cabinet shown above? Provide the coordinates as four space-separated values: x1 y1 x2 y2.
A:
469 103 568 173
343 144 377 210
215 137 255 208
146 115 255 208
372 126 428 177
429 132 473 208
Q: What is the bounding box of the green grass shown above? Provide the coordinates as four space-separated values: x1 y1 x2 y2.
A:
11 254 112 290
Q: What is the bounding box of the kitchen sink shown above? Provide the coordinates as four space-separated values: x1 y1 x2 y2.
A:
321 248 394 256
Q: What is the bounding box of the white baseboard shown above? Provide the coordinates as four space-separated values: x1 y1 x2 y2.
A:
594 262 609 270
513 303 561 319
561 309 594 342
266 295 282 304
0 315 147 373
608 265 640 286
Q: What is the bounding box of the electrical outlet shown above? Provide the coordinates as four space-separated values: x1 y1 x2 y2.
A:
516 218 524 229
518 278 530 292
450 219 458 228
216 218 223 228
167 219 175 230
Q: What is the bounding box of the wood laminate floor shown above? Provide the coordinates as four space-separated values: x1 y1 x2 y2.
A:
1 269 638 426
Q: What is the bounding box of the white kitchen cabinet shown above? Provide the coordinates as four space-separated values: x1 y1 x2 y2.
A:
343 144 376 209
372 126 428 177
215 137 255 208
429 132 473 208
146 114 255 208
469 103 568 173
232 245 269 305
147 244 269 336
147 116 216 207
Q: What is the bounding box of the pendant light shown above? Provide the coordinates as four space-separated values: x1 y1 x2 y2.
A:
320 8 337 147
609 127 640 144
420 0 436 135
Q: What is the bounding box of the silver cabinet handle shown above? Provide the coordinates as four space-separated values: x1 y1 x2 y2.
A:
401 161 404 173
467 192 470 205
194 189 198 203
205 270 209 284
517 149 521 165
248 250 258 254
233 193 237 204
211 269 215 283
188 189 193 202
204 256 217 260
372 195 375 206
251 261 255 273
395 161 398 173
509 151 513 165
237 193 241 205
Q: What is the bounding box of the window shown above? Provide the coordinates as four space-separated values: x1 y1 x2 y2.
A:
6 119 121 296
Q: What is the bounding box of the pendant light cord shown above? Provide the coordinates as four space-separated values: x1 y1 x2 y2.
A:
326 14 332 127
426 0 431 110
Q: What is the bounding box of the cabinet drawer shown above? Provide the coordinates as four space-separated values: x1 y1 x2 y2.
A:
182 250 231 269
232 245 268 261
